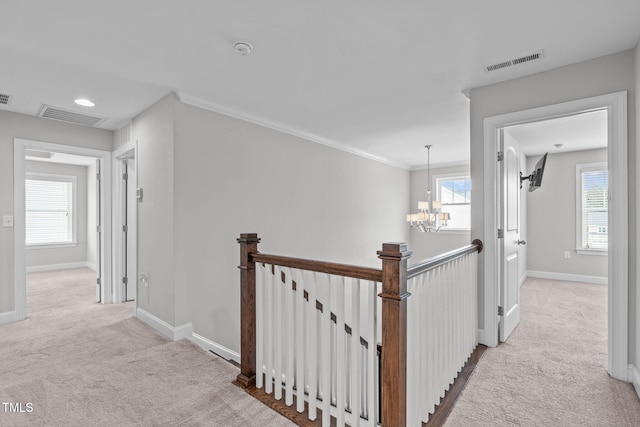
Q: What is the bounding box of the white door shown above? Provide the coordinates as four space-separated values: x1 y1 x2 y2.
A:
122 158 137 301
95 159 102 303
499 130 523 341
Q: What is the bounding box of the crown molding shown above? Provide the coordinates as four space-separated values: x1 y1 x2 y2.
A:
174 91 410 170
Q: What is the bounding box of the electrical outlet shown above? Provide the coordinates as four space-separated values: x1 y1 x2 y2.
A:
564 251 571 259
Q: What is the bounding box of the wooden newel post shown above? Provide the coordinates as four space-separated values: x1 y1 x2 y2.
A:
378 242 412 427
237 233 260 388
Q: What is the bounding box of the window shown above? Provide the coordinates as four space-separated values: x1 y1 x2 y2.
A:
26 173 76 246
436 175 471 230
576 163 607 254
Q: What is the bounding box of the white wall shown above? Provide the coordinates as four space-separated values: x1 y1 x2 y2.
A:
470 50 636 350
131 93 410 354
409 165 470 262
0 111 112 314
24 161 88 270
133 94 176 326
87 161 97 271
526 149 607 280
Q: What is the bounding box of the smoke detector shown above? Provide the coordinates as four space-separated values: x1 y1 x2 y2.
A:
233 41 253 56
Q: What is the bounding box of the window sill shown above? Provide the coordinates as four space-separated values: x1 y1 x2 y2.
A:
575 248 607 256
27 242 77 250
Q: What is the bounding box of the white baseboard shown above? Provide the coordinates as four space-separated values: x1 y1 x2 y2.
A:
0 311 17 325
136 308 193 341
26 261 90 273
86 262 97 272
527 270 607 285
190 332 241 364
630 365 640 398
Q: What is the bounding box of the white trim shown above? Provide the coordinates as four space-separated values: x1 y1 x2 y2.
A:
136 308 193 341
26 261 90 273
527 270 607 285
476 328 486 345
0 311 17 325
482 91 628 380
519 271 528 287
174 91 409 171
15 138 113 318
630 365 640 399
190 332 241 364
87 262 97 271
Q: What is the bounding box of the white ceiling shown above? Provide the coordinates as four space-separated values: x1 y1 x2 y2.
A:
1 1 639 169
506 109 608 157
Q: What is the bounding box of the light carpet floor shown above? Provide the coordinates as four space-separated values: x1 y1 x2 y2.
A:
0 268 293 427
445 277 640 427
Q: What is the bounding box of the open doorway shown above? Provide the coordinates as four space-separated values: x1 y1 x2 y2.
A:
13 139 113 319
482 91 628 381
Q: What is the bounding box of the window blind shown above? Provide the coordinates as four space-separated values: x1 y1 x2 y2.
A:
581 169 608 250
26 178 73 245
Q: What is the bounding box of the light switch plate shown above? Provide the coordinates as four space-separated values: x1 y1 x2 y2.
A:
2 215 14 227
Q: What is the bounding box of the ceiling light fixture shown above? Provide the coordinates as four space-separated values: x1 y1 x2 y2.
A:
233 41 253 56
74 98 95 107
406 145 450 233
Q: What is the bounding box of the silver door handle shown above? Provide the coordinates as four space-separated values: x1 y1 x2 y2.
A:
517 240 527 245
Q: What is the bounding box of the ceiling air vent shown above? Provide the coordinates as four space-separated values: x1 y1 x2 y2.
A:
485 50 545 72
0 93 12 105
37 104 106 127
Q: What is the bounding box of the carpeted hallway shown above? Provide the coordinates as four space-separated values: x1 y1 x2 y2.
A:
445 277 640 426
0 268 293 426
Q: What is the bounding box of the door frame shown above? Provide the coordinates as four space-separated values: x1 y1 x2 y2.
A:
482 91 628 381
112 140 137 305
14 138 113 317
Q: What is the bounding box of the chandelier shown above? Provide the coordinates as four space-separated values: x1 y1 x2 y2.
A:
406 145 450 233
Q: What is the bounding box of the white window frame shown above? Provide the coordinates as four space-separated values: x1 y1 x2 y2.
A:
25 172 77 249
434 173 471 232
575 162 607 256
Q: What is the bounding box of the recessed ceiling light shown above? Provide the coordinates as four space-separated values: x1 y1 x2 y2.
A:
74 98 95 107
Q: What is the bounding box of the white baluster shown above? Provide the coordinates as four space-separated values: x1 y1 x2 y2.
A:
256 263 264 389
366 281 377 426
264 264 274 394
350 279 362 427
274 265 283 400
304 270 318 420
283 267 295 406
293 269 305 413
318 274 332 427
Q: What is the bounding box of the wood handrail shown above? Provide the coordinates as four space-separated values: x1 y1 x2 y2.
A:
406 239 483 280
251 252 383 282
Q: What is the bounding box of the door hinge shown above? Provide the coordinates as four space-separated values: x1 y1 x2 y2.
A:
123 276 128 285
497 229 504 239
96 173 102 181
498 305 504 316
497 151 504 162
97 225 101 233
123 173 128 181
97 278 101 286
123 225 128 233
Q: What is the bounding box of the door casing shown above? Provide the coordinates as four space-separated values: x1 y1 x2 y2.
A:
481 91 628 381
13 138 113 317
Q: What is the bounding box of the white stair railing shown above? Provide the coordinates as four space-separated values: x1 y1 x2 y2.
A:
255 263 379 427
406 247 479 426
